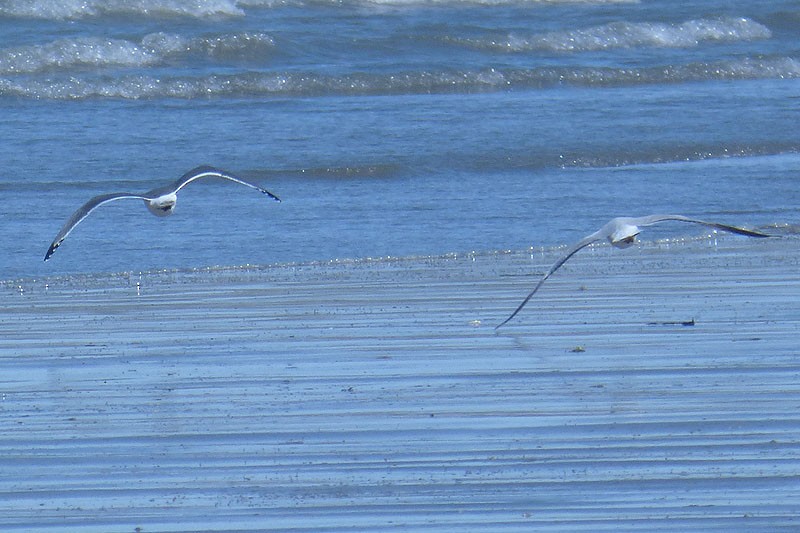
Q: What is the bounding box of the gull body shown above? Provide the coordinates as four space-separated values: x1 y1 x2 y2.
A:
496 214 770 328
45 165 281 261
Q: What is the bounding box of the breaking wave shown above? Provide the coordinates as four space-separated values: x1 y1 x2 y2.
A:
0 0 639 20
446 16 772 52
0 33 275 75
0 0 245 20
1 56 797 99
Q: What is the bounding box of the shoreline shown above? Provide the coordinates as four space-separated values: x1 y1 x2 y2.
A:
5 226 792 288
1 234 799 531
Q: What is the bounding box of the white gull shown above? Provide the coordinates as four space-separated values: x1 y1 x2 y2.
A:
496 214 770 328
45 165 280 261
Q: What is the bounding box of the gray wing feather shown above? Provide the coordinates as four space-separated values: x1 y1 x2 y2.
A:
496 231 604 329
496 214 769 328
44 192 145 261
168 165 281 202
632 214 769 238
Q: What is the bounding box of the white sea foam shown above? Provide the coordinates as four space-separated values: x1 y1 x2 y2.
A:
452 16 772 52
0 37 157 74
0 0 244 20
0 15 769 78
141 32 276 61
331 0 639 4
1 56 797 99
0 32 275 74
0 0 640 19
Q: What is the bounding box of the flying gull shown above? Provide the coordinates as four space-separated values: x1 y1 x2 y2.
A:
496 214 770 328
44 165 280 261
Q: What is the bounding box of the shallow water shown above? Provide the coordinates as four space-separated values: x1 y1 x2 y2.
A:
1 237 799 531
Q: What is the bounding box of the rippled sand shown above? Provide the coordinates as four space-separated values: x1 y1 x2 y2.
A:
1 236 799 532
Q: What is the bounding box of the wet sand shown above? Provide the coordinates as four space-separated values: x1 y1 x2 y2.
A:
1 235 799 532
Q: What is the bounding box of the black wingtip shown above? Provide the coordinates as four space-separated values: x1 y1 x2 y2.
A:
262 189 281 202
495 316 513 330
44 242 58 262
713 223 772 239
736 229 771 239
728 225 771 238
495 304 524 330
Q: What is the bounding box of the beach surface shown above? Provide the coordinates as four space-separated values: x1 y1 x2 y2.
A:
1 235 799 532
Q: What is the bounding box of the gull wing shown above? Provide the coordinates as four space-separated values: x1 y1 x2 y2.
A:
632 214 769 238
496 230 605 329
44 192 146 261
165 165 281 202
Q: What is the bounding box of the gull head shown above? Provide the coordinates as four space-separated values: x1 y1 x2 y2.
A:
608 223 639 249
145 194 177 217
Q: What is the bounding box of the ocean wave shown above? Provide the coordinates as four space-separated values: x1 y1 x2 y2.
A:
142 31 276 62
0 0 244 20
1 56 797 99
0 0 638 19
553 144 800 169
0 32 275 75
0 37 158 75
446 16 772 53
0 17 769 76
283 0 640 5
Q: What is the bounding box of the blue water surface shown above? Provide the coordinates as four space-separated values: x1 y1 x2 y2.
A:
0 0 798 280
